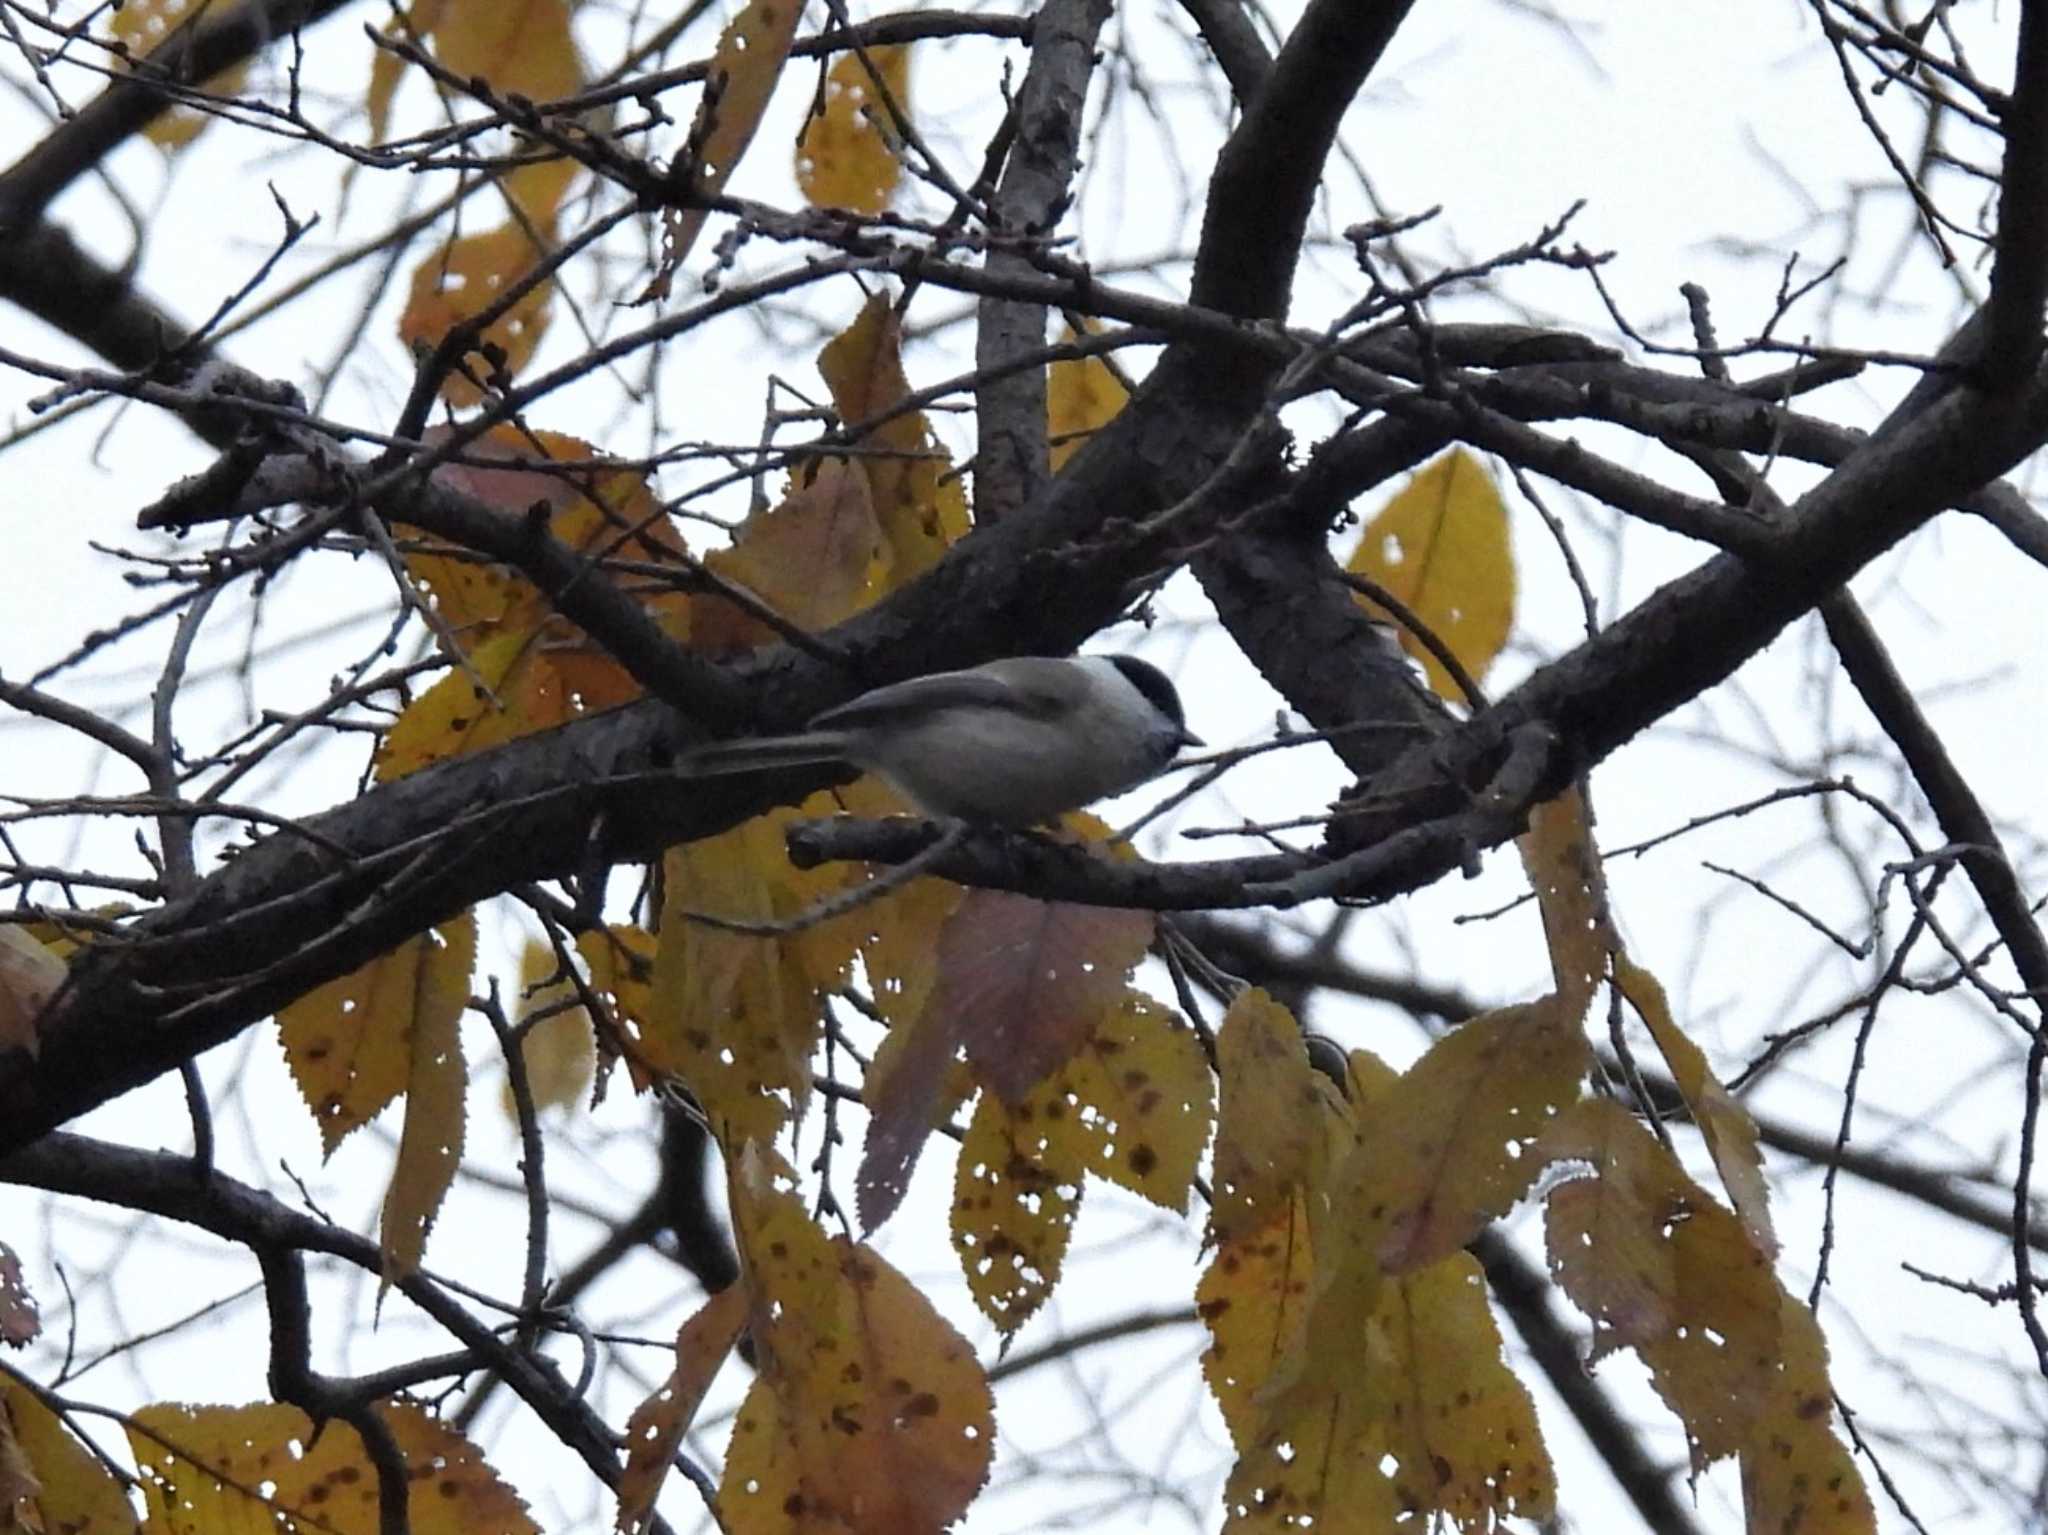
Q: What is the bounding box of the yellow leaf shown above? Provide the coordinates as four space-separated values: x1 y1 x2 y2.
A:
1739 1294 1875 1534
382 923 474 1285
1047 324 1129 471
817 296 972 580
1050 992 1213 1210
1225 1252 1554 1531
719 1375 801 1535
1198 1194 1315 1449
367 0 583 223
109 2 248 151
1329 995 1589 1274
1 1378 138 1535
1518 785 1613 1016
278 914 476 1155
849 784 965 1028
501 938 597 1118
619 1285 748 1534
1346 446 1515 701
651 807 859 1144
795 45 908 214
658 0 804 278
127 1400 534 1535
951 1088 1084 1335
1209 989 1348 1248
575 923 661 1090
1542 1099 1782 1471
724 1148 994 1530
1616 953 1777 1257
375 630 568 782
399 223 557 408
426 0 583 120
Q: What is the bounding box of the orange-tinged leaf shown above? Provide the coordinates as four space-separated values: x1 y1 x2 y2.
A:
659 0 804 277
375 630 568 782
1047 324 1130 471
651 808 860 1144
697 460 889 651
278 914 477 1155
381 941 469 1285
127 1400 534 1535
1 1378 137 1535
1542 1099 1782 1471
619 1285 748 1534
951 1088 1084 1335
1209 989 1348 1247
726 1148 994 1532
502 938 598 1118
399 223 556 407
1616 953 1776 1258
1346 446 1515 701
1739 1294 1875 1535
0 926 64 1060
411 424 694 653
817 296 972 580
0 1240 38 1347
110 1 248 150
939 891 1155 1104
795 45 908 214
1198 1194 1315 1449
1331 995 1589 1274
1518 785 1613 1015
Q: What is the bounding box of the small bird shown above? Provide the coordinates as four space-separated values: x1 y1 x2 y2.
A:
679 654 1202 825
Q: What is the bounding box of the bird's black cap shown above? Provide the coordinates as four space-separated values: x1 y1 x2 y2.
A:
1108 655 1202 745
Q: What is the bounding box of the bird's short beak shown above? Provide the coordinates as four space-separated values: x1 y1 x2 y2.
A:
1177 729 1205 750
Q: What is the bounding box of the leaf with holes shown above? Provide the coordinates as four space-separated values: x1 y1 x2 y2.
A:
619 1284 747 1534
722 1147 994 1533
796 44 909 214
278 914 477 1156
1542 1098 1782 1472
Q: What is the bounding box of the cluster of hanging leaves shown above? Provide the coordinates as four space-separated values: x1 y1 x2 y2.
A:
0 5 1878 1532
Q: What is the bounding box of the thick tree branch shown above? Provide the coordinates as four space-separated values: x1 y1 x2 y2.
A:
1979 0 2048 389
973 0 1111 520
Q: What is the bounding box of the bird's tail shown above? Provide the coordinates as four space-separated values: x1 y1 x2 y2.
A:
675 732 850 779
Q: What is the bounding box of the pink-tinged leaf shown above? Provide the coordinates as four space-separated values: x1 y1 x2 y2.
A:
0 1241 38 1347
0 927 64 1059
856 998 967 1233
938 891 1155 1103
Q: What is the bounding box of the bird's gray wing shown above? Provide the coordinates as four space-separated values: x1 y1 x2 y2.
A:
808 663 1062 731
